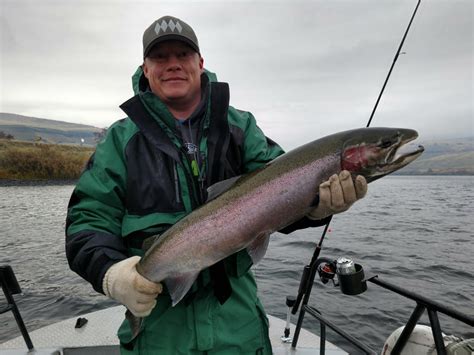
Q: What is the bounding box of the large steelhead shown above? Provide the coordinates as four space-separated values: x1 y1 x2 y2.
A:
128 127 423 335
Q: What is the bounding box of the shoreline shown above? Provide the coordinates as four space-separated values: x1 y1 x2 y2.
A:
0 179 78 187
1 174 473 187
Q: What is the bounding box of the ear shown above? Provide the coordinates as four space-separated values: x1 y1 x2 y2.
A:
199 56 204 73
142 60 150 79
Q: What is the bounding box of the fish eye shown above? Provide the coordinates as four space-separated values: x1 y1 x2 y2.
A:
380 138 393 148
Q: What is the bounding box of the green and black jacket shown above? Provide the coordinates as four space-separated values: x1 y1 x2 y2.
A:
65 68 327 295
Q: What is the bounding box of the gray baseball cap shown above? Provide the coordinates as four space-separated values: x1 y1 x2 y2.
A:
143 16 200 58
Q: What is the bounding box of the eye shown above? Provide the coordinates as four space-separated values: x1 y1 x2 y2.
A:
149 52 166 61
380 138 393 149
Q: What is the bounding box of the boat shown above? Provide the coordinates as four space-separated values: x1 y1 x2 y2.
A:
0 263 347 354
1 260 472 355
0 304 346 355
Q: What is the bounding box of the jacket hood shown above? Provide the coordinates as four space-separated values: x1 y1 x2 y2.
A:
131 66 218 95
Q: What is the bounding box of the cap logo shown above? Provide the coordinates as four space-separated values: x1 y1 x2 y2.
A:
154 19 183 35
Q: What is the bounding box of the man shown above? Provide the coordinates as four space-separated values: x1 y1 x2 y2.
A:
65 15 367 354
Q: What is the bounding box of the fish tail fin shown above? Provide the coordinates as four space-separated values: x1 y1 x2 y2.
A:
125 309 143 341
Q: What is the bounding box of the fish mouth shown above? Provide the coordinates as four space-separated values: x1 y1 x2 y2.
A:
385 134 424 168
370 130 424 181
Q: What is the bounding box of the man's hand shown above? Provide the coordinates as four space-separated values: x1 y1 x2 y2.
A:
307 170 367 220
102 256 163 317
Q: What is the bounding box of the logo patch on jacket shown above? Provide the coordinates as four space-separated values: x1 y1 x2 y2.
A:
184 142 198 155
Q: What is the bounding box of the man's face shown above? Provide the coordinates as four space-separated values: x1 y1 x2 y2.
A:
143 41 204 108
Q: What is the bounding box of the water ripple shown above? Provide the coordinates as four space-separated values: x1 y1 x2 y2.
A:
1 177 473 352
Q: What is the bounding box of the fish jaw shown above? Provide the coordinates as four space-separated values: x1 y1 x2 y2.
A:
341 128 424 182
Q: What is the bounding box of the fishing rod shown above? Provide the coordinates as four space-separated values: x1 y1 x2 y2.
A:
291 0 422 327
367 0 422 128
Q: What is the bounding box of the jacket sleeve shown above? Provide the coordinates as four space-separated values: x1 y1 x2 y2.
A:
240 112 284 173
65 123 129 293
241 112 331 233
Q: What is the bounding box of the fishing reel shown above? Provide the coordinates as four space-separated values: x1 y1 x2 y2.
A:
317 257 367 295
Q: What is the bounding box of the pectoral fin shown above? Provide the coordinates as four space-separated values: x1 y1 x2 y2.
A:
165 272 200 306
246 232 271 265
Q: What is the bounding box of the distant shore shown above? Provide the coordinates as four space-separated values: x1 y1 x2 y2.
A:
1 138 473 182
0 179 78 186
1 173 472 188
0 139 93 181
393 171 474 176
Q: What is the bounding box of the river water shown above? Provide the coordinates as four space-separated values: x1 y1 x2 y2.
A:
0 176 473 353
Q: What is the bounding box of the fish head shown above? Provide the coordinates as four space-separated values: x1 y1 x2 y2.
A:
341 127 424 182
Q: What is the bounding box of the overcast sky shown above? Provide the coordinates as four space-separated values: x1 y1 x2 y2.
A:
1 0 472 149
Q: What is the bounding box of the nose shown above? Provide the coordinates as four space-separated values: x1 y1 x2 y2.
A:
166 54 182 70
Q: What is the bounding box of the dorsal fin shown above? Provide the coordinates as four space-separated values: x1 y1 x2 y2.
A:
206 175 242 202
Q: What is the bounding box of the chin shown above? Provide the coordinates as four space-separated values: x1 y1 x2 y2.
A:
164 92 188 100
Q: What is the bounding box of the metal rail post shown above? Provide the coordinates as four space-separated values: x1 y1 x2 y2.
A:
0 265 34 351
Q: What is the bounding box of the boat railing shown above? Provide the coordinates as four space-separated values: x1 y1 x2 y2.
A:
287 256 474 355
0 265 34 351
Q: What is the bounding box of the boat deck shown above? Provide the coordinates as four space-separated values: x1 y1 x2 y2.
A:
0 306 346 354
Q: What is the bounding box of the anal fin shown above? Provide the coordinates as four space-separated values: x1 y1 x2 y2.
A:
165 272 200 306
246 232 271 265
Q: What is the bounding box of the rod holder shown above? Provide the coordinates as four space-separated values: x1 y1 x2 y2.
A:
337 263 367 295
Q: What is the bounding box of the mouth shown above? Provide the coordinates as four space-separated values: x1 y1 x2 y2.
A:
367 131 424 181
163 77 186 82
385 133 424 168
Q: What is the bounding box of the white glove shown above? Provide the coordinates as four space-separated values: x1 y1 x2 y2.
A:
307 170 367 220
102 256 163 317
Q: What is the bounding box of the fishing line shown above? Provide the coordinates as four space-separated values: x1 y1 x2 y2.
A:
292 0 422 316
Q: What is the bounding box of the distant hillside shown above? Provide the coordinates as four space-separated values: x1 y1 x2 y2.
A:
0 112 472 175
0 113 102 146
395 137 473 175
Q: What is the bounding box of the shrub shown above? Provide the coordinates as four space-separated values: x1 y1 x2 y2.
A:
0 131 14 140
0 141 93 180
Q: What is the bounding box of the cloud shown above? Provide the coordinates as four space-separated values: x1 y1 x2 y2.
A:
1 0 472 148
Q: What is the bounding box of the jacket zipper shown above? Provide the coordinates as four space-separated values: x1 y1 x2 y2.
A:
179 148 202 210
173 162 181 204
